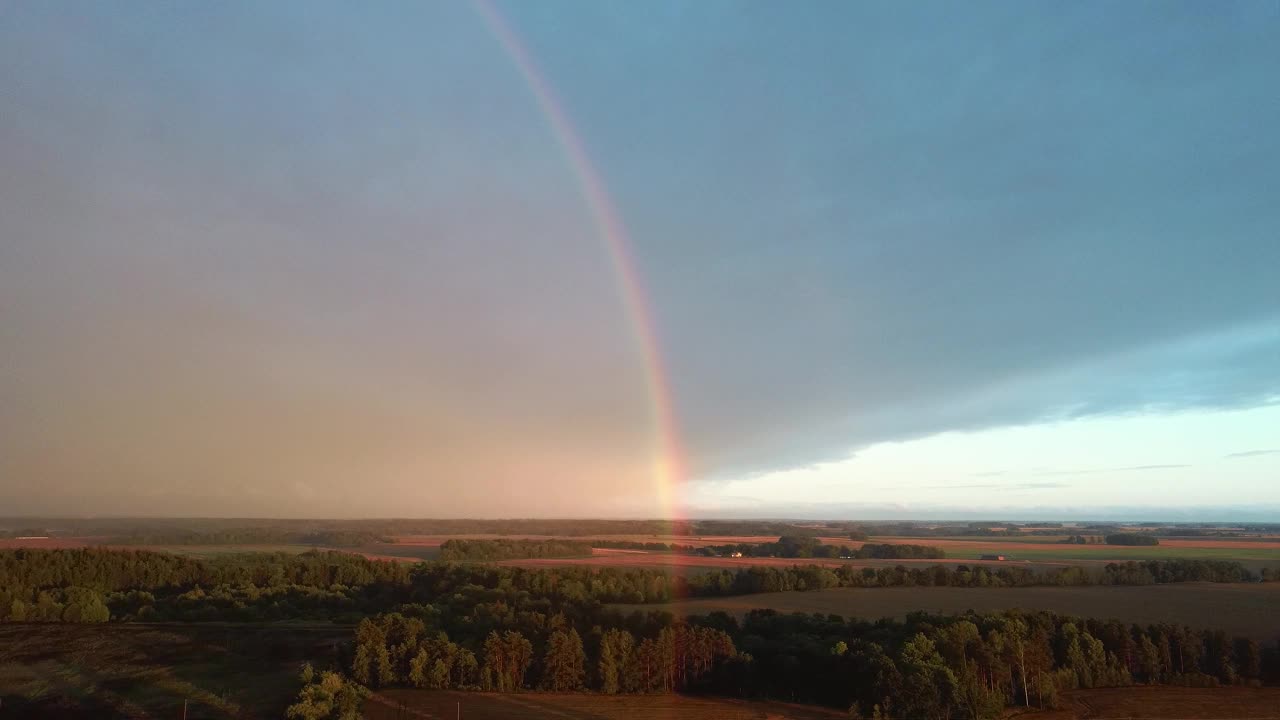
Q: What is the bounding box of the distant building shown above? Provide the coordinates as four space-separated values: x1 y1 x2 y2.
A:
15 536 49 540
979 554 1007 561
729 551 743 558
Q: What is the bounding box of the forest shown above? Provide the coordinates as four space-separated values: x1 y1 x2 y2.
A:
1 548 1277 718
1106 533 1162 546
293 603 1280 719
591 537 945 559
438 538 594 561
1 549 1273 627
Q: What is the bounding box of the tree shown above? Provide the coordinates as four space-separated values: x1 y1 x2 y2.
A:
598 628 635 694
541 627 587 691
1003 618 1032 707
481 630 533 692
1235 638 1262 682
1138 634 1162 683
286 671 370 720
896 634 959 720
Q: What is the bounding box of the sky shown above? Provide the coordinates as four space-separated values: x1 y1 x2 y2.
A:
2 1 1277 519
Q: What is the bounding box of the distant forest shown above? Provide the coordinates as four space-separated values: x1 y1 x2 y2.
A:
1106 533 1162 546
593 537 946 560
438 539 593 561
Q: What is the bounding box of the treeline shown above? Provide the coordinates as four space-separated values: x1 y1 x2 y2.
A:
680 559 1266 596
2 550 1274 626
593 537 945 560
856 543 946 559
437 539 593 562
298 606 1280 719
1106 533 1161 546
344 613 736 694
110 529 390 547
1060 535 1106 544
716 608 1279 714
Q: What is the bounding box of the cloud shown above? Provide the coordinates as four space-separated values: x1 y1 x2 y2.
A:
680 317 1280 482
1225 449 1280 459
1033 464 1192 477
1 3 1278 516
873 481 1070 491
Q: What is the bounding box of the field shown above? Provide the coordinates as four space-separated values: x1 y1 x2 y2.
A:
365 689 847 720
0 623 346 719
620 583 1280 641
1023 686 1280 719
6 534 1279 569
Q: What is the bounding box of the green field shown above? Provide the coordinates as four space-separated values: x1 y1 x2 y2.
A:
620 583 1280 641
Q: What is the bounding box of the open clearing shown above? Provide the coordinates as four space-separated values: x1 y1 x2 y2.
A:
618 583 1280 641
0 623 345 719
1023 686 1280 719
366 689 846 720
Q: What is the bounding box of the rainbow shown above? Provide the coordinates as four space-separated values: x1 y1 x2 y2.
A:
473 0 686 521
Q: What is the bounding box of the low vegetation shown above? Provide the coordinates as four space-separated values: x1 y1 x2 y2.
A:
1107 533 1162 546
437 538 593 562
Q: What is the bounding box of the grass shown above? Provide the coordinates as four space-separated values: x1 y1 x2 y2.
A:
942 545 1280 562
0 623 346 718
620 583 1280 641
1025 685 1280 719
367 688 848 720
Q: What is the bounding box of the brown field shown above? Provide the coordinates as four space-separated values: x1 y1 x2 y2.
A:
365 689 846 720
496 549 1118 574
618 583 1280 641
5 533 1277 569
860 536 1280 550
0 537 96 549
1023 685 1280 719
390 534 800 548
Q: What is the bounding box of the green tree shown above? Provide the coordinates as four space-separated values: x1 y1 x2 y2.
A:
541 627 586 691
896 634 959 720
285 671 370 720
598 628 635 694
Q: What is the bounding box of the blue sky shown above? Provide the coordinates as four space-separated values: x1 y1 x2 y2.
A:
1 1 1277 517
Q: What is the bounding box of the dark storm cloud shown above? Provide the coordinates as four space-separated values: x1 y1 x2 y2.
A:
590 2 1280 479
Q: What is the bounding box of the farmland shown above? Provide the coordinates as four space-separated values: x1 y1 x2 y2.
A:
366 689 848 719
620 583 1280 641
6 531 1279 569
1026 686 1280 719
